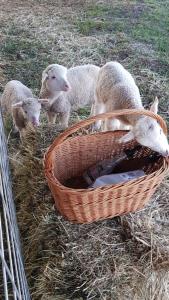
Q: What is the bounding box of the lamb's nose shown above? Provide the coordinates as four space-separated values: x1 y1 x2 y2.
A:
165 149 169 157
65 84 69 89
64 83 71 91
32 118 39 127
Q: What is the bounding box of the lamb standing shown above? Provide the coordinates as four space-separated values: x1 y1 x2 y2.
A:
39 64 100 128
0 80 47 138
93 61 169 157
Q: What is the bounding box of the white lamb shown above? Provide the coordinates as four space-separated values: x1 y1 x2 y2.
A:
0 80 47 137
39 63 100 128
93 61 169 157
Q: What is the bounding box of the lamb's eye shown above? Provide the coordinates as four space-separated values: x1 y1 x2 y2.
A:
149 124 153 130
25 111 27 114
51 76 56 79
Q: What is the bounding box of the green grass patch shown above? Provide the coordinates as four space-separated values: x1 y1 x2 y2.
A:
77 107 90 117
2 38 46 59
2 24 29 37
76 1 169 78
76 19 112 35
84 3 125 18
76 3 127 35
1 27 54 91
131 1 169 60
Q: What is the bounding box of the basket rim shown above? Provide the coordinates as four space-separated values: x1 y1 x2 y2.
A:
44 131 169 194
44 109 168 159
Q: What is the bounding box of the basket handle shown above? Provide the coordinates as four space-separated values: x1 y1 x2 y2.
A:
46 109 167 154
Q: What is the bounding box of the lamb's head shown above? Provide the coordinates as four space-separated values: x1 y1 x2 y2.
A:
120 98 169 157
41 64 71 95
12 98 48 127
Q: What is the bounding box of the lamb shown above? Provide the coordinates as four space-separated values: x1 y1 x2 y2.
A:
39 63 100 128
93 61 169 157
0 80 47 138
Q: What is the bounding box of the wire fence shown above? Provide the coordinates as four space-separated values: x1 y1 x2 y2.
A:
0 110 31 300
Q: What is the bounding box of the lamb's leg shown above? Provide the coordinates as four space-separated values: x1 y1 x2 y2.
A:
59 111 70 130
12 110 20 133
104 118 121 131
92 102 106 131
90 103 95 117
13 124 19 133
19 129 25 142
12 117 20 136
118 123 132 131
47 111 57 124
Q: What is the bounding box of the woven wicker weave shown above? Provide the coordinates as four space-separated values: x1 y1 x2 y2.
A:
44 109 169 223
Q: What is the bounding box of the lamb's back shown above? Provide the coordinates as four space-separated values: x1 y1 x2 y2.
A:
1 80 33 112
66 64 100 108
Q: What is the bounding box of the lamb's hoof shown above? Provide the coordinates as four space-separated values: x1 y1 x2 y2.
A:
12 127 20 138
13 127 19 134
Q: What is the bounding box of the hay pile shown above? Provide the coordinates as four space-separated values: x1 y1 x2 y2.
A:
8 120 169 300
1 0 169 298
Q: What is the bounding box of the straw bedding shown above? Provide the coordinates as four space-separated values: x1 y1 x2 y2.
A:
8 123 169 300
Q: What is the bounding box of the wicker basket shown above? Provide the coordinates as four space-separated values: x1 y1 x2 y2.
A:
44 109 169 223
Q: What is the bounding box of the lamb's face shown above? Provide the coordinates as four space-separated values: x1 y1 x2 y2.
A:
43 65 71 94
134 117 169 157
120 117 169 157
120 97 169 157
12 98 41 127
22 98 41 126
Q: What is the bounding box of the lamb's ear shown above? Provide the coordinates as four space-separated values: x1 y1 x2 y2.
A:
39 99 50 110
119 131 135 143
42 72 48 84
12 101 23 108
150 97 159 114
38 99 49 104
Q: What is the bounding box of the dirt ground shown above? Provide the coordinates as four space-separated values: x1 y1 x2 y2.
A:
0 0 169 299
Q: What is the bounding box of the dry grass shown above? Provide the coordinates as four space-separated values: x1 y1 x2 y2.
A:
1 0 169 299
11 128 169 299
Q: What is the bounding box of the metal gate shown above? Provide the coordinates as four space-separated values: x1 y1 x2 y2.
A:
0 110 31 300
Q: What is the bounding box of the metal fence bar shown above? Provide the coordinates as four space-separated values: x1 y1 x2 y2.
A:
2 201 17 300
0 110 31 300
0 214 9 300
0 248 21 299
